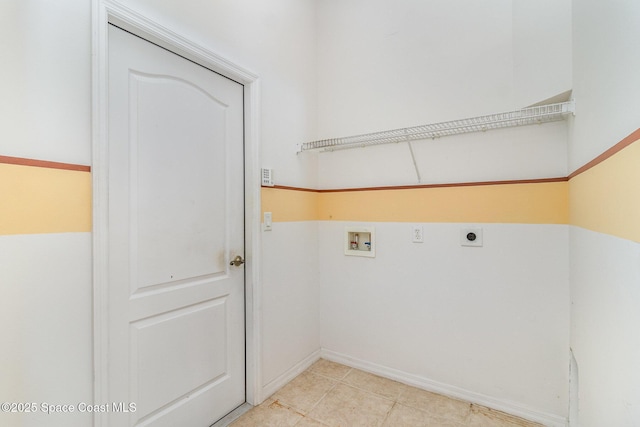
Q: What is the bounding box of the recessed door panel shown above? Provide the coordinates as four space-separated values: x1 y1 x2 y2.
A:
131 298 228 419
130 73 228 291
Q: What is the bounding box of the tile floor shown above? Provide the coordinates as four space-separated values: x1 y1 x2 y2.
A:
229 359 543 427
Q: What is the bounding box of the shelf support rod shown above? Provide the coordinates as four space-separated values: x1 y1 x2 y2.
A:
407 140 421 183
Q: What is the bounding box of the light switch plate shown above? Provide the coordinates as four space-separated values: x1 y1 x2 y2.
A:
263 212 272 231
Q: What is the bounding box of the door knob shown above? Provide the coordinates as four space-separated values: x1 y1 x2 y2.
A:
230 255 245 267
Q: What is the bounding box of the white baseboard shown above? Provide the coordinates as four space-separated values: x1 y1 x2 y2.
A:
260 349 322 403
321 349 568 427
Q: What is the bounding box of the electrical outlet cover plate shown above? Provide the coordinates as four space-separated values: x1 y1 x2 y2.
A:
461 227 483 247
411 225 424 243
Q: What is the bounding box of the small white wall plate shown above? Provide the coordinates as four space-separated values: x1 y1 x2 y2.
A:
461 227 483 247
263 212 272 231
261 168 274 187
411 224 424 243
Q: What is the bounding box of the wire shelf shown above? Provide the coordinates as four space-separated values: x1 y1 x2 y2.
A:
297 101 574 153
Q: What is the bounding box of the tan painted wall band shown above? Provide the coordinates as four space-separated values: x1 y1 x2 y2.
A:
263 181 569 224
569 135 640 242
317 182 568 224
0 163 92 235
3 127 637 237
261 187 319 222
568 128 640 179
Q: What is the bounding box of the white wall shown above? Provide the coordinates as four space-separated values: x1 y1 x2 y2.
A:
319 222 570 424
316 0 571 189
0 1 91 165
570 228 640 427
314 1 572 423
317 0 512 137
570 0 640 172
0 3 93 427
0 234 93 427
570 1 640 426
261 222 320 390
512 0 572 108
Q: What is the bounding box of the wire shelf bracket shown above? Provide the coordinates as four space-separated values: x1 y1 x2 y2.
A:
296 100 575 153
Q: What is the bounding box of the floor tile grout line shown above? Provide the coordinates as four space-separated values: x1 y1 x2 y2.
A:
279 365 350 426
310 381 397 427
305 365 401 427
379 401 398 427
303 375 342 420
333 370 405 405
291 408 331 427
307 365 352 382
335 380 398 404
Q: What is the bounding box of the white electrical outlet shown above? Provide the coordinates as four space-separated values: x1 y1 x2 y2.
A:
412 225 424 243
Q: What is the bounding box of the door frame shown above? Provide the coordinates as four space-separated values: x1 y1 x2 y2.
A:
91 2 263 425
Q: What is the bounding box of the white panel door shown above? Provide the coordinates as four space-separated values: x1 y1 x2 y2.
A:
107 25 245 427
